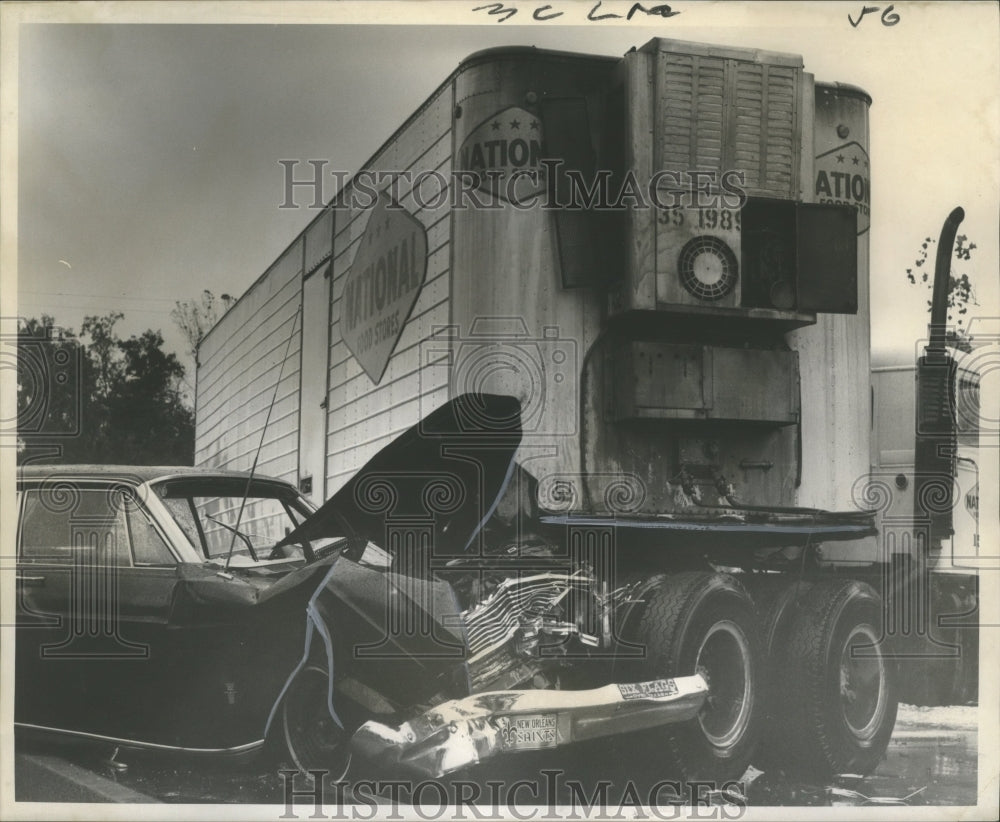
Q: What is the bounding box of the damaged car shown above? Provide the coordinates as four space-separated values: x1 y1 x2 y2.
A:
17 394 883 782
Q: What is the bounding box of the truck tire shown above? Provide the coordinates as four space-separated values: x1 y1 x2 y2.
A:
776 579 897 777
746 577 814 768
621 571 764 781
752 578 815 662
281 664 352 783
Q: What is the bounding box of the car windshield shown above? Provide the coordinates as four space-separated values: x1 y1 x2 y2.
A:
152 478 343 565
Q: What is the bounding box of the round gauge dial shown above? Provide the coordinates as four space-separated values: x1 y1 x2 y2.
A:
678 236 739 301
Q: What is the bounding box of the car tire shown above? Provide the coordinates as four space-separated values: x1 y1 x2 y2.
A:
776 578 898 777
281 663 352 783
623 571 765 782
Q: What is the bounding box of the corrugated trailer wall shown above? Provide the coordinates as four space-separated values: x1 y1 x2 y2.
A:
194 240 303 483
325 83 454 495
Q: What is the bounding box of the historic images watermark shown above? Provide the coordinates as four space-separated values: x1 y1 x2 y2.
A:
278 769 749 820
277 162 748 212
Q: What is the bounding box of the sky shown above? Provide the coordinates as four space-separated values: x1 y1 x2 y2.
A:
4 1 999 388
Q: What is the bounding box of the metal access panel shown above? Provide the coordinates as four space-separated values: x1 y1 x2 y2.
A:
617 342 708 416
796 203 858 313
740 199 858 313
612 341 799 425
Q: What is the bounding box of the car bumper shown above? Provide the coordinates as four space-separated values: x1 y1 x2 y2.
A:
350 675 708 778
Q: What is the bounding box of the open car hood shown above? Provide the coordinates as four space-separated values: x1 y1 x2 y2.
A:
277 393 522 557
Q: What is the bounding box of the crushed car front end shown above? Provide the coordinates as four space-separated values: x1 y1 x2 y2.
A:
267 394 714 778
351 676 707 779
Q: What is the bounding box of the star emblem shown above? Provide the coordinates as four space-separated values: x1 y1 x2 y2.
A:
530 119 539 130
491 120 500 131
836 154 845 163
852 156 859 165
510 119 520 130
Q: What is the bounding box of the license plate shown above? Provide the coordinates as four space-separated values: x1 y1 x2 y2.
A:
618 679 679 700
496 714 559 750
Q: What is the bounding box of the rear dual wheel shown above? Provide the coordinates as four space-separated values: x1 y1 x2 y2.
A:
621 572 764 781
618 573 897 783
773 578 898 777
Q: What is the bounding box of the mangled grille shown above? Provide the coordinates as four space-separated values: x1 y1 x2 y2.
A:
460 572 594 661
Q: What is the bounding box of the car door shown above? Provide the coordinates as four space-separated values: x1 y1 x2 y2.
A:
15 478 181 741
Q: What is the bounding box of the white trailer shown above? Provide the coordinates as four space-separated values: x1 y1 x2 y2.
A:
196 39 871 517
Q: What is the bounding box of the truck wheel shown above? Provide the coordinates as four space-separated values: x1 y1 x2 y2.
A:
747 577 814 768
751 578 814 663
625 571 764 781
778 579 898 777
281 664 352 782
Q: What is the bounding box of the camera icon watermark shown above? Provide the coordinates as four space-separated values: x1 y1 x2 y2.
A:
420 317 578 438
915 318 1000 444
1 317 83 441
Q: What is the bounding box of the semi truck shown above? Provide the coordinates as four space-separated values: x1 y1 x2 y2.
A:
870 211 993 708
194 38 981 782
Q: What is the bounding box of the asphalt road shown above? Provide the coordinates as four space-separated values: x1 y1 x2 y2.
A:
13 705 979 808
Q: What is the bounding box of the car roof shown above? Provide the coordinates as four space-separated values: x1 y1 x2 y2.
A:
16 464 290 486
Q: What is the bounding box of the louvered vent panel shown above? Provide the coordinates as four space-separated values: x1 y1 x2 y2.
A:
694 58 725 172
764 65 798 195
733 62 799 197
732 63 764 191
660 55 697 169
657 52 800 198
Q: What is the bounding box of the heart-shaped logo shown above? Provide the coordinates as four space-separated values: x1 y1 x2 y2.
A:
341 193 428 383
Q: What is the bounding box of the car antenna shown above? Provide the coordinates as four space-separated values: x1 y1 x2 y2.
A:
224 304 302 571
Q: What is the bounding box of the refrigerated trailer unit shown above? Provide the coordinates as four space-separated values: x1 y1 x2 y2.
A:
195 38 974 779
197 39 872 515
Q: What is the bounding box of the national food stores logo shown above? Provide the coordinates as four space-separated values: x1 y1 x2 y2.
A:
340 193 428 383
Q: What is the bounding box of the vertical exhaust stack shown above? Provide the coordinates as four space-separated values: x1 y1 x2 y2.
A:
914 206 965 545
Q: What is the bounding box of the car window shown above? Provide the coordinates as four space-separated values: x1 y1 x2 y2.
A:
152 479 341 564
159 495 201 552
125 501 176 566
194 495 301 558
19 486 132 567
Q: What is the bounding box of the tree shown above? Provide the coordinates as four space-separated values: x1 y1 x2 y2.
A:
81 311 124 398
16 312 194 465
171 290 235 363
906 233 979 352
107 329 193 464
